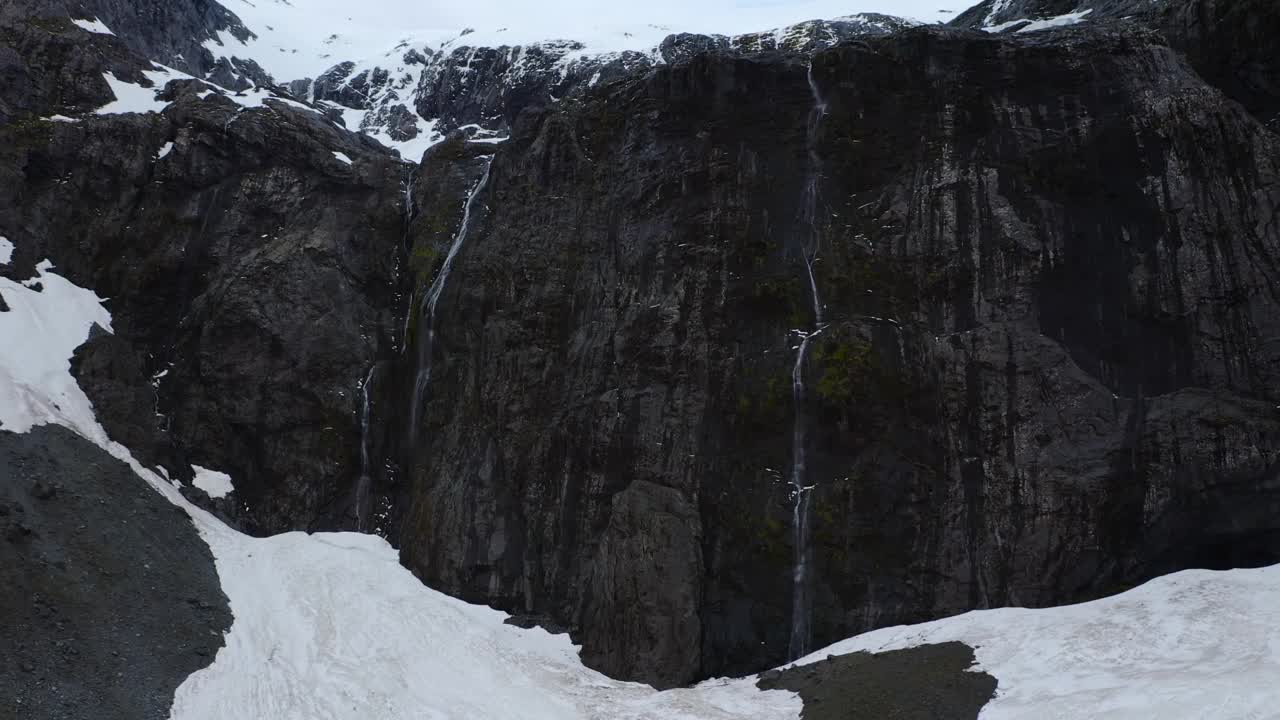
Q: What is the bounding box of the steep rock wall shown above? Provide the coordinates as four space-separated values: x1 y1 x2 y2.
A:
0 6 409 534
397 25 1280 685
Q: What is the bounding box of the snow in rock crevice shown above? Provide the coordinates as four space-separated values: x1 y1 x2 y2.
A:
71 17 115 35
985 8 1094 33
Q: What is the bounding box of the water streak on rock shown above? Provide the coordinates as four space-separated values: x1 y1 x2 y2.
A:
407 157 493 441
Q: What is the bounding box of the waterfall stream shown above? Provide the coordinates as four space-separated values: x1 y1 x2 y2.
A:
400 168 419 353
407 157 494 441
355 363 378 532
787 63 829 662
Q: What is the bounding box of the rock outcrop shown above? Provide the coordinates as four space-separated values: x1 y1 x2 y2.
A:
1 1 409 534
1 0 262 89
953 0 1280 128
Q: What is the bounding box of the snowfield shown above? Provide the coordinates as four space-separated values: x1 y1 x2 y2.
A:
2 234 1279 718
809 567 1280 719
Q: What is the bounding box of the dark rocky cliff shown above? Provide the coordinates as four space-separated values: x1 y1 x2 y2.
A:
953 0 1280 128
394 15 1280 686
1 4 408 534
4 0 1280 696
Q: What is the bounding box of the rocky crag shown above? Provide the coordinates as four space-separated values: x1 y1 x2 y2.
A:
3 0 1280 695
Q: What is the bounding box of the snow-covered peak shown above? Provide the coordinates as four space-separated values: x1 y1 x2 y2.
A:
272 12 919 161
190 1 965 160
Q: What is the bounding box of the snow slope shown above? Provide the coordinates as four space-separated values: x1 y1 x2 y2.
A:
809 565 1280 719
3 234 1279 719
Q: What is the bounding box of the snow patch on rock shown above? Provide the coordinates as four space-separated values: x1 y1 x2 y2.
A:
985 8 1094 33
71 17 115 35
96 70 176 115
191 465 234 499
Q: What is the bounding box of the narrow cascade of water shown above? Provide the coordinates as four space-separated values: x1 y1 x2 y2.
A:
400 168 419 354
355 363 379 532
407 157 493 441
788 62 829 663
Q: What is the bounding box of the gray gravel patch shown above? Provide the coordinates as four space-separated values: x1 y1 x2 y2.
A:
757 642 998 720
0 425 231 720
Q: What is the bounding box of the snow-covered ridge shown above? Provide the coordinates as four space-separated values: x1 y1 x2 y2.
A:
82 0 923 161
273 13 916 161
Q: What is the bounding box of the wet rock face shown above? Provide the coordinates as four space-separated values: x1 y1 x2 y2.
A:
0 426 231 720
953 0 1280 128
0 3 410 535
397 25 1280 685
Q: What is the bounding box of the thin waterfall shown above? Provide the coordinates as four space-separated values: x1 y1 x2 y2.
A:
407 157 493 441
788 62 828 662
355 363 378 532
400 168 419 353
